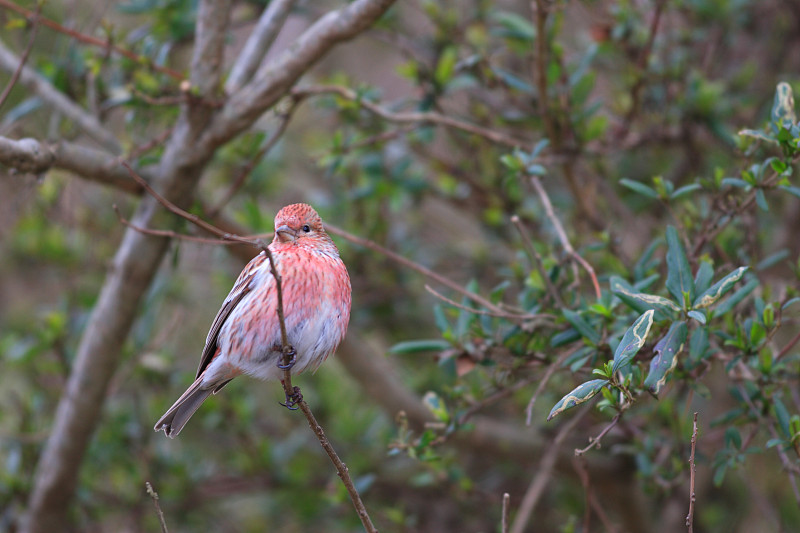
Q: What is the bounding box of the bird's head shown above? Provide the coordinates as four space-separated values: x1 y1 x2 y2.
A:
273 203 335 251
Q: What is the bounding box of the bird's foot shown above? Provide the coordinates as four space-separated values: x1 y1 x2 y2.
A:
279 384 303 410
277 346 297 370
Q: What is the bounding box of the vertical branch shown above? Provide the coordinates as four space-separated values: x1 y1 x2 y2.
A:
145 482 169 533
501 492 511 533
510 405 589 533
530 176 601 300
0 2 40 110
686 412 698 532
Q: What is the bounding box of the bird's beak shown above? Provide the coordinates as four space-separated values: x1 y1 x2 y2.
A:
275 224 297 243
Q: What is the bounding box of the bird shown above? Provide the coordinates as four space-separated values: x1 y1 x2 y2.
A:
154 203 351 438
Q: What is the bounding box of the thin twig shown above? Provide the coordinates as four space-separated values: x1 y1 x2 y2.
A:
0 2 41 110
525 346 576 425
775 328 800 363
511 214 564 308
575 412 622 456
501 492 511 533
292 84 527 149
207 98 300 218
326 223 508 316
530 175 602 300
510 404 590 533
112 204 254 245
0 0 183 80
145 482 169 533
424 284 545 321
457 375 540 426
686 412 698 532
120 162 378 533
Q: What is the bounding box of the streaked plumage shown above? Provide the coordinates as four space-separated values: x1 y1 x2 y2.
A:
155 203 351 438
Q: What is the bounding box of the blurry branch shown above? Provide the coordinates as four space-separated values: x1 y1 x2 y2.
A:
0 38 121 154
326 223 511 316
207 98 301 217
424 284 551 323
205 0 397 148
225 0 297 93
686 413 698 533
120 162 380 532
530 176 601 301
510 404 590 533
0 0 183 80
292 84 527 149
0 2 40 110
512 214 564 308
145 482 169 533
22 2 232 531
501 492 510 533
616 0 668 140
525 347 576 426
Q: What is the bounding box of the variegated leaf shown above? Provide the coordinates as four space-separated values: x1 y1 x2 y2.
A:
547 379 609 421
692 267 748 309
644 321 688 394
612 310 655 374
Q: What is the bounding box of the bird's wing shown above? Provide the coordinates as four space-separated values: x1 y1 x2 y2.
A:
195 252 268 378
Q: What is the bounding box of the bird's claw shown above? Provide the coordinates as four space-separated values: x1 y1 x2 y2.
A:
279 385 303 410
277 347 297 370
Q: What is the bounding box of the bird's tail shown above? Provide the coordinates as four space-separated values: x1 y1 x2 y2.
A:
154 377 214 438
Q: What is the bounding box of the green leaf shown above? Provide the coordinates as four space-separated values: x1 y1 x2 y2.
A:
688 310 707 324
562 309 600 344
670 183 702 200
388 339 451 354
665 226 695 305
490 11 536 42
714 278 759 315
692 266 748 309
694 260 714 296
612 310 655 374
619 178 659 199
547 379 608 421
434 46 458 86
644 321 688 394
779 185 800 199
610 276 680 318
755 189 769 211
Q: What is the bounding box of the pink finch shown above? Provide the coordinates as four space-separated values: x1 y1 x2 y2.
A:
155 203 351 437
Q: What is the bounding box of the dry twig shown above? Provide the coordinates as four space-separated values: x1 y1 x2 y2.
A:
686 412 698 532
530 175 602 300
145 482 169 533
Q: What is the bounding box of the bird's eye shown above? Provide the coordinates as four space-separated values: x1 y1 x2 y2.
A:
302 224 311 233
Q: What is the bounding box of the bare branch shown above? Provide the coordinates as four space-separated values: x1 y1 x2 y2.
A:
145 482 169 533
0 3 40 110
686 412 698 533
190 0 231 96
510 405 590 533
293 84 527 149
226 0 297 93
501 493 511 533
0 136 54 174
0 38 121 154
0 0 183 80
530 176 602 301
575 413 622 456
203 0 397 148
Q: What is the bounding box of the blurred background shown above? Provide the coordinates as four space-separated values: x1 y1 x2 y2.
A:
2 0 800 531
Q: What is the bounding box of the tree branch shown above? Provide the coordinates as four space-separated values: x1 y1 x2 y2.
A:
292 84 527 149
225 0 297 93
0 38 121 154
